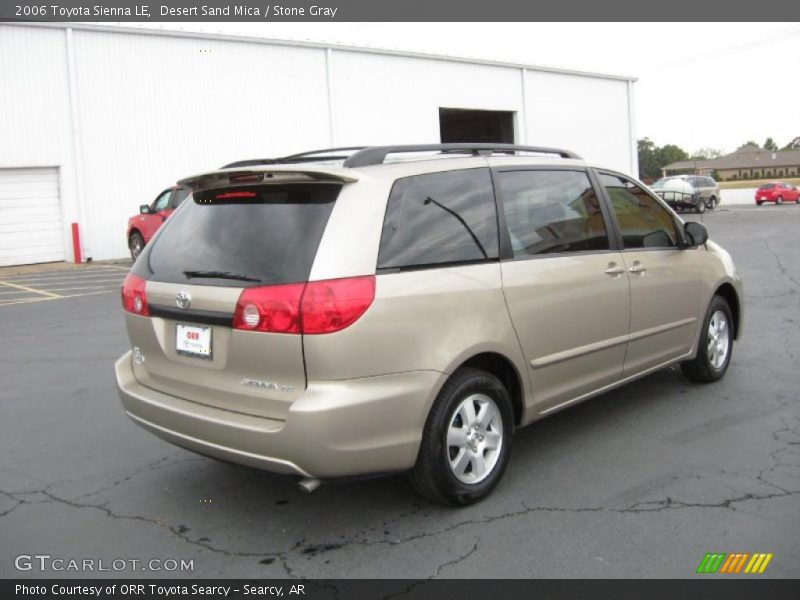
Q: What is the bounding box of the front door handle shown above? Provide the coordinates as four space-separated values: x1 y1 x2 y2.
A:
628 261 647 274
605 262 626 276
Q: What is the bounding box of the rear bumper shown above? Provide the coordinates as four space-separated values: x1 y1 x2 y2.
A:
115 352 443 478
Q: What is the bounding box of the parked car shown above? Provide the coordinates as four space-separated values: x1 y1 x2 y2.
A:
651 175 721 213
755 182 800 205
126 185 191 259
116 144 743 505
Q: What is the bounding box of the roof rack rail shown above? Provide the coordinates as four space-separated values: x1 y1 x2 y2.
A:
222 147 366 169
342 144 581 168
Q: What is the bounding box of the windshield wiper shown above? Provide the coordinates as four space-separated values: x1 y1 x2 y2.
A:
183 270 262 283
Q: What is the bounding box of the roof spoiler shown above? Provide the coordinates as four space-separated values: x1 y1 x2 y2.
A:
178 168 358 191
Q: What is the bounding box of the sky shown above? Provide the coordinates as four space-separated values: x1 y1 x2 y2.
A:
117 22 800 155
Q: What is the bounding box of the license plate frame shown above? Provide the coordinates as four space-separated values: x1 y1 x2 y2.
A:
176 323 212 360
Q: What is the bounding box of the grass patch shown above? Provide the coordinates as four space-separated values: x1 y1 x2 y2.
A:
720 177 800 190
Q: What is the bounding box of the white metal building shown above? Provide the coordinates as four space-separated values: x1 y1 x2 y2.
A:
0 23 637 266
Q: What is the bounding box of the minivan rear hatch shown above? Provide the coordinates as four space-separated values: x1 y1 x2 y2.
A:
125 180 341 421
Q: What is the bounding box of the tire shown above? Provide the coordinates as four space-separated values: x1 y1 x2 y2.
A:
776 196 784 205
129 232 145 260
681 295 734 383
756 201 763 206
408 368 514 505
695 199 706 214
709 196 718 209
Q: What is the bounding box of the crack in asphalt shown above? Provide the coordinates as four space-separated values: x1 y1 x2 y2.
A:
381 539 480 599
71 452 193 502
763 239 800 290
2 400 797 578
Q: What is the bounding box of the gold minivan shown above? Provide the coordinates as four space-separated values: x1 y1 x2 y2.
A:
115 144 743 505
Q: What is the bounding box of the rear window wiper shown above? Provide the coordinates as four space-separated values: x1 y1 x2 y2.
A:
183 270 262 283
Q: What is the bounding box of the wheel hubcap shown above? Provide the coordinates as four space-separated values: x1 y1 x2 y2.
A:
447 393 503 484
706 310 730 369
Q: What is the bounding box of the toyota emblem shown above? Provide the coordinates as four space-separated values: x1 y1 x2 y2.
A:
176 290 191 310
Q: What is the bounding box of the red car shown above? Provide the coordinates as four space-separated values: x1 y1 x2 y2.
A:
755 182 800 206
127 185 190 259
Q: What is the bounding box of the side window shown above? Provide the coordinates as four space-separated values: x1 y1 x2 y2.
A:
171 188 190 208
496 170 610 256
153 190 172 212
377 168 498 269
599 173 678 249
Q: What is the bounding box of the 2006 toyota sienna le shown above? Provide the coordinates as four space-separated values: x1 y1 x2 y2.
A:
115 144 744 505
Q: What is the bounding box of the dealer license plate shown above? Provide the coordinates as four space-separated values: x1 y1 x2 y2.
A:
176 323 212 359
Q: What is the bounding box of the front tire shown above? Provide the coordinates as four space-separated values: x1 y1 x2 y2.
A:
681 296 734 383
409 368 513 505
129 232 145 260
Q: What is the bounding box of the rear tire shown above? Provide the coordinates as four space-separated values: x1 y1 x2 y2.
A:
681 295 734 383
756 201 763 206
776 196 784 205
708 196 717 210
409 368 513 505
695 199 706 214
129 232 145 260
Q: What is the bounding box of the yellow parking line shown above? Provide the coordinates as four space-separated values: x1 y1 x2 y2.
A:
0 296 58 307
60 290 117 298
0 288 117 307
0 280 62 298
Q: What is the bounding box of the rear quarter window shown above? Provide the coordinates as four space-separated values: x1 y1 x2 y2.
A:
377 168 499 270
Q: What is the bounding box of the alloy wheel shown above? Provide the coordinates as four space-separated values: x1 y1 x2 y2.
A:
447 393 504 484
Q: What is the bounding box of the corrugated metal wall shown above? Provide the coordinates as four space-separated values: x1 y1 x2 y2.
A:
0 24 635 262
523 70 633 173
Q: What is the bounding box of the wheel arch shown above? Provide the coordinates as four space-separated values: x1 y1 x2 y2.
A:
714 282 741 339
453 352 526 426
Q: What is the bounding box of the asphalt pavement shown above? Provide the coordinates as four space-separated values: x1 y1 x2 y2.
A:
1 205 798 579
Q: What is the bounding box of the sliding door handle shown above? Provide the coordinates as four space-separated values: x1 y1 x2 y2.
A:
628 261 647 274
604 263 626 276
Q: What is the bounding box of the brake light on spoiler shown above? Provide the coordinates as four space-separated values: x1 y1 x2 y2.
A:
233 276 375 335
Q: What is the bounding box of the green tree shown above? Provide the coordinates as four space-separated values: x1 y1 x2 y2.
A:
657 144 690 169
741 140 759 148
763 137 778 151
637 137 661 180
691 147 724 160
780 136 800 151
637 138 691 179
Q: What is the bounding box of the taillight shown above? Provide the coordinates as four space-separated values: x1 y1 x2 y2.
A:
121 273 149 316
301 276 375 334
232 276 375 335
233 283 305 333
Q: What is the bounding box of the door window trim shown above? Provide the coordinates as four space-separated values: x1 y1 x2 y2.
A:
490 165 622 262
152 189 173 212
592 168 689 252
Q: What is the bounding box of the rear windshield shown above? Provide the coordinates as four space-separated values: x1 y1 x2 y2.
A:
758 183 776 190
133 183 340 287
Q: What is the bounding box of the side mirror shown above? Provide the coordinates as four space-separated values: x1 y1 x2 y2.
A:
139 204 152 215
684 221 708 247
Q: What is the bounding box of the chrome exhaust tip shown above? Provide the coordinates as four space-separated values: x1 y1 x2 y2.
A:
298 478 322 493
